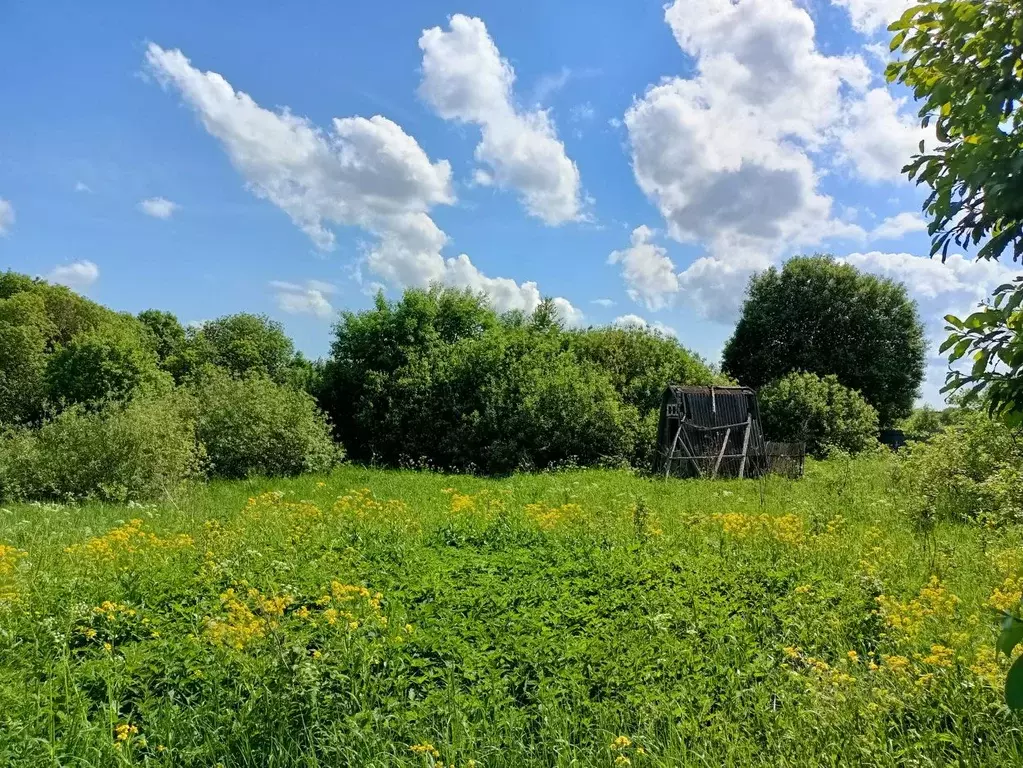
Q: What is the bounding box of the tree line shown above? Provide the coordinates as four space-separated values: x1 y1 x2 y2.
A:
0 253 929 499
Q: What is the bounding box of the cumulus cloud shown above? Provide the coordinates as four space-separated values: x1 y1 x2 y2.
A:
270 280 336 319
418 15 584 224
840 252 1017 302
837 88 929 182
607 226 680 311
591 298 615 308
622 0 928 324
831 0 915 34
75 181 93 193
146 43 582 322
870 211 927 241
612 313 678 337
138 196 179 219
48 260 99 292
0 199 13 235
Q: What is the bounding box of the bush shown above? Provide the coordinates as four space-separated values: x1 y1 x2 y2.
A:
187 368 339 479
0 394 201 502
322 287 717 472
900 410 1023 526
758 372 879 457
44 325 171 408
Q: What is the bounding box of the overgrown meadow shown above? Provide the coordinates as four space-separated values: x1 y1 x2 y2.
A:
3 456 1022 766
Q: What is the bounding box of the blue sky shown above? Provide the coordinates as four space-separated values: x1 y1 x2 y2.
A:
1 0 1017 404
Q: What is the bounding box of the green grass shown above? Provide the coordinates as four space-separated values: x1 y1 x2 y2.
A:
2 456 1022 766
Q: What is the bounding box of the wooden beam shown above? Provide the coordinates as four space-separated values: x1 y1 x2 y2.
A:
711 428 731 479
738 414 752 479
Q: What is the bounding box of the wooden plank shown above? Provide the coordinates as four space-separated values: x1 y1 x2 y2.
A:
711 428 731 479
738 414 752 479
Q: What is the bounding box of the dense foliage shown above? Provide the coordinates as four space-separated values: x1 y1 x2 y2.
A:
322 287 723 472
0 394 201 502
758 372 879 458
901 410 1023 528
175 313 296 384
0 272 342 500
186 367 339 479
44 325 171 409
888 1 1023 424
3 460 1023 765
722 255 926 426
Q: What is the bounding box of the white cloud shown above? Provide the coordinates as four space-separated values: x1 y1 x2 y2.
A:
607 225 680 310
621 0 936 325
591 298 615 308
870 211 926 241
47 260 99 292
270 280 335 319
831 0 914 34
623 0 876 320
840 251 1016 301
419 15 584 225
146 43 583 323
837 88 928 182
75 181 93 193
0 199 13 235
138 196 179 219
612 313 678 337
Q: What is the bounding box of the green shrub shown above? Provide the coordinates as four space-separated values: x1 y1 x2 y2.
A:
187 368 339 479
900 410 1023 526
0 394 201 502
44 325 171 408
758 372 879 457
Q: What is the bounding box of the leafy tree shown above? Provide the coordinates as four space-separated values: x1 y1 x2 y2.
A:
45 325 171 408
888 0 1023 424
0 293 54 426
178 313 296 384
900 404 964 441
137 309 187 370
722 256 925 426
758 372 879 458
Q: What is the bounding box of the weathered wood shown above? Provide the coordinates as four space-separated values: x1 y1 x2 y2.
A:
711 427 731 479
738 414 752 479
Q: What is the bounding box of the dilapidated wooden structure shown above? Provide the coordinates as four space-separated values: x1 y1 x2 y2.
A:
655 386 770 479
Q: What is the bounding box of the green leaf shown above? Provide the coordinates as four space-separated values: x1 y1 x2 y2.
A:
949 338 971 362
1006 654 1023 709
998 614 1023 657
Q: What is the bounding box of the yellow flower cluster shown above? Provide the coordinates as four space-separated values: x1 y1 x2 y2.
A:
524 502 584 530
315 581 388 631
94 600 137 621
987 576 1023 613
969 646 1002 687
114 723 139 742
66 519 193 561
0 543 26 603
334 488 408 518
610 734 648 765
876 576 960 637
206 587 293 650
710 512 805 547
921 644 955 667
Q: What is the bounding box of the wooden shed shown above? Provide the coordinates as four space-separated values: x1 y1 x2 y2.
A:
654 385 771 479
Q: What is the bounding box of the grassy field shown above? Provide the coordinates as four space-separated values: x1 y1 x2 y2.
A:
2 457 1022 766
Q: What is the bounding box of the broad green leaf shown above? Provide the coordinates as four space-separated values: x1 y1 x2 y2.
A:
1007 654 1023 709
998 614 1023 657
